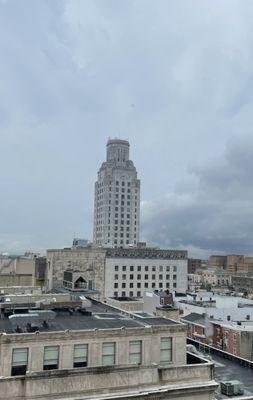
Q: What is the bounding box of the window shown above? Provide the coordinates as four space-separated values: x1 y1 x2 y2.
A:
122 265 126 271
137 291 141 297
130 266 134 271
173 266 177 272
44 346 59 370
152 266 156 271
130 282 133 288
73 344 88 368
160 338 172 363
137 274 141 280
114 291 118 297
152 274 155 280
130 274 134 280
115 265 119 271
122 282 126 288
11 348 28 376
114 283 118 288
159 282 163 288
122 274 126 280
173 274 177 280
145 274 148 280
129 340 142 364
137 265 141 271
166 266 170 272
145 282 148 288
129 291 133 297
102 342 116 366
145 266 149 271
159 274 163 280
159 266 163 272
114 274 118 280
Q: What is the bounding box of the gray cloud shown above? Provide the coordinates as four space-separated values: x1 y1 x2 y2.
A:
1 1 253 255
142 134 253 257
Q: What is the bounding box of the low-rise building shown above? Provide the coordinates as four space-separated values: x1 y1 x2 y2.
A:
188 258 202 274
180 313 210 344
212 321 253 360
0 255 47 288
0 298 217 399
232 274 253 295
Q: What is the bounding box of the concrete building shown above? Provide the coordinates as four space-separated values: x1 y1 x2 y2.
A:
93 138 140 247
232 273 253 296
208 254 252 273
104 247 188 298
0 297 217 400
188 258 202 274
47 247 188 299
188 273 202 291
208 255 227 269
46 247 106 295
0 255 47 288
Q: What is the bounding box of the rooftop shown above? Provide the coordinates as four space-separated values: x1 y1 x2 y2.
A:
212 353 253 399
0 299 181 334
181 312 207 326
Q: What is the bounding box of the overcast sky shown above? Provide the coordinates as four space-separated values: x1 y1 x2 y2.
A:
1 0 253 257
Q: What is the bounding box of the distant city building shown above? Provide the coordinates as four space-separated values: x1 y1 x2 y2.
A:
93 138 140 247
72 238 89 248
187 258 202 274
232 274 253 296
208 254 247 273
0 255 46 288
208 255 227 269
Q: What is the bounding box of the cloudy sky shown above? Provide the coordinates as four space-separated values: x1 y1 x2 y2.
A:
1 0 253 257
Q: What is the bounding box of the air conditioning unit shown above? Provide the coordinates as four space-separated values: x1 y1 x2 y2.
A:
220 381 244 396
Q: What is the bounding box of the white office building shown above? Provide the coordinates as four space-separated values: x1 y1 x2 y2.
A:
105 247 188 298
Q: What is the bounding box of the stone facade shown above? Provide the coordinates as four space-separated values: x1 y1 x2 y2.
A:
46 247 106 297
47 247 188 300
0 321 217 399
93 138 140 247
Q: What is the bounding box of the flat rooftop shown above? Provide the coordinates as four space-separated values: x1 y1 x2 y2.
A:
212 353 253 399
0 299 181 334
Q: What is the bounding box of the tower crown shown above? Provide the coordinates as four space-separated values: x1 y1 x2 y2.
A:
106 138 130 163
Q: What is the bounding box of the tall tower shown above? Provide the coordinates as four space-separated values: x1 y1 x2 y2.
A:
93 138 140 247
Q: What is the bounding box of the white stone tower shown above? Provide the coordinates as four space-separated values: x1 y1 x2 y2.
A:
93 138 140 247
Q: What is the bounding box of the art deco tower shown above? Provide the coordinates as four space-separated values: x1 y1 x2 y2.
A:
93 138 140 247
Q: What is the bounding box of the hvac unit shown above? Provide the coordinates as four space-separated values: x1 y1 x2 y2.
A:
220 380 244 396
